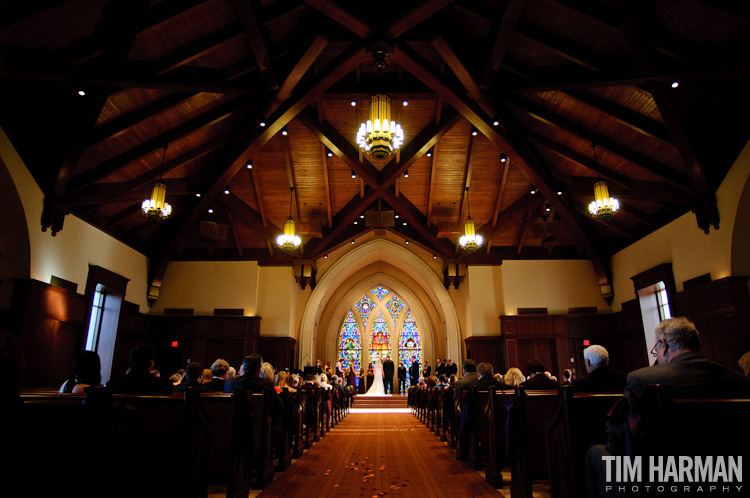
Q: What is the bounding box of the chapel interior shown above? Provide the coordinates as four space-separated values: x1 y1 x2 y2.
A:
2 2 750 495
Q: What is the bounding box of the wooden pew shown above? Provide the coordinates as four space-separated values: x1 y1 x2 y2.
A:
287 389 304 459
543 386 621 498
432 387 443 437
201 393 234 484
299 385 319 447
227 386 274 497
442 386 456 448
509 388 558 498
19 388 213 498
466 388 492 470
276 388 294 470
484 387 515 488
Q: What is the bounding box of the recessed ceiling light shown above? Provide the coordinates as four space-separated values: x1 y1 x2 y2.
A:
493 119 500 126
671 81 679 88
351 240 355 244
208 208 213 214
324 254 328 259
351 171 356 179
557 191 562 195
405 241 409 244
350 100 357 106
471 127 478 136
281 126 288 136
404 171 409 178
500 153 507 163
403 222 407 226
531 188 537 194
395 214 399 218
327 150 333 157
402 100 408 106
224 188 230 195
426 150 432 157
433 255 437 259
246 161 252 169
77 90 86 96
360 214 364 218
195 193 201 197
354 221 358 224
259 120 266 127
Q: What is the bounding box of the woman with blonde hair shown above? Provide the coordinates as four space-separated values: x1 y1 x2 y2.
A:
503 367 525 387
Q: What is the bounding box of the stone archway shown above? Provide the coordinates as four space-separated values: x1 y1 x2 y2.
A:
299 239 461 365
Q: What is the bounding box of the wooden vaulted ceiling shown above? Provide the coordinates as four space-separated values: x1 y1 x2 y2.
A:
1 0 750 293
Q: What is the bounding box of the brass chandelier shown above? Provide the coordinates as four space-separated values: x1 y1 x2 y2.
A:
142 145 172 219
355 49 405 160
276 187 301 250
459 187 483 252
587 143 619 221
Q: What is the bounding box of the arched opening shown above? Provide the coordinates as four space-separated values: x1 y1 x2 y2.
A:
299 239 460 369
731 168 750 278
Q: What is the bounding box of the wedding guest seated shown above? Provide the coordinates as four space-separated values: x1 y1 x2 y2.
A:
573 345 625 393
503 367 525 388
520 360 559 390
453 359 479 399
476 362 503 390
317 373 332 389
175 362 207 392
107 344 174 394
201 368 213 384
493 373 503 383
277 371 296 392
169 372 183 386
208 359 230 392
437 374 449 387
224 354 284 417
738 350 750 377
425 376 437 387
227 366 237 380
562 369 573 385
59 350 101 394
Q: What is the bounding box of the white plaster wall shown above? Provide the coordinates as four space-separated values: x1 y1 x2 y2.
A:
501 259 611 315
610 139 750 310
256 266 295 336
0 127 150 311
467 266 504 336
149 260 260 315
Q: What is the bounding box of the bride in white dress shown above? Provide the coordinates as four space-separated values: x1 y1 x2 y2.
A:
362 357 386 396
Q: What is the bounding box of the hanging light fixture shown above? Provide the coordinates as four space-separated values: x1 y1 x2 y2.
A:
276 187 301 250
588 143 619 221
355 49 405 160
459 187 483 252
142 145 172 219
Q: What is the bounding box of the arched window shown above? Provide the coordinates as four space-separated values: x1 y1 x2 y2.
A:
337 285 423 393
399 310 423 389
338 310 362 383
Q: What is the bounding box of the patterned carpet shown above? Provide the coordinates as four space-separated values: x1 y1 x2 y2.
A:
253 412 503 498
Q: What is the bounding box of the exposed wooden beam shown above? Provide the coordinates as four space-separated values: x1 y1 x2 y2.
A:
216 192 281 245
155 27 244 75
67 95 252 193
515 209 534 254
506 94 695 191
566 177 694 205
609 0 712 203
481 0 526 90
321 144 333 226
66 178 192 206
147 43 368 290
385 0 455 39
226 211 244 256
269 36 329 113
492 155 512 225
47 0 153 202
232 0 278 90
479 192 541 241
380 189 455 258
107 203 143 227
300 0 374 39
0 0 73 30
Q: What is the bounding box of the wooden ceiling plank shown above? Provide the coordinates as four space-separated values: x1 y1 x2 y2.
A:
515 209 534 254
0 0 72 30
67 95 252 193
515 21 609 72
431 36 496 118
300 0 374 39
155 28 244 75
479 192 541 241
567 176 694 204
378 106 461 191
128 134 232 192
385 0 455 39
393 44 614 289
506 94 695 191
232 0 278 90
107 203 143 227
562 89 673 144
269 36 329 113
217 192 280 243
47 0 154 202
148 44 369 289
66 178 191 206
320 144 333 226
609 0 711 200
380 189 455 258
88 91 192 146
426 140 439 225
481 0 526 91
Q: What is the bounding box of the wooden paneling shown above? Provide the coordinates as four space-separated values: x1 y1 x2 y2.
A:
257 336 297 372
464 336 503 372
9 279 88 387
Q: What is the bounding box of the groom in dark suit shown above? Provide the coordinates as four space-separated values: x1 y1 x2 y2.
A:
409 358 420 387
382 355 395 394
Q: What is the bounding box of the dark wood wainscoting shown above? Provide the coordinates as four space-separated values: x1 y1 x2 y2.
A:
9 279 88 387
257 337 297 372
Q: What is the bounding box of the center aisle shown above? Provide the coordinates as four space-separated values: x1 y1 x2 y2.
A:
256 412 500 498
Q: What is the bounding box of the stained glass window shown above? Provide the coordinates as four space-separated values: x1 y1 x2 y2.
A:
354 295 375 327
371 286 390 301
338 311 361 381
369 310 391 362
399 310 423 389
386 294 405 322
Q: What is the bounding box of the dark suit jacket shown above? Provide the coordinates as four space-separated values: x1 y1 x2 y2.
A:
208 377 226 392
476 376 504 390
409 361 420 381
107 371 174 394
572 366 626 393
397 367 406 380
520 373 559 390
447 363 458 376
224 374 285 417
453 372 479 399
382 359 394 379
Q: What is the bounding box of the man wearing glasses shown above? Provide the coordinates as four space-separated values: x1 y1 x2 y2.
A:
585 317 750 497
